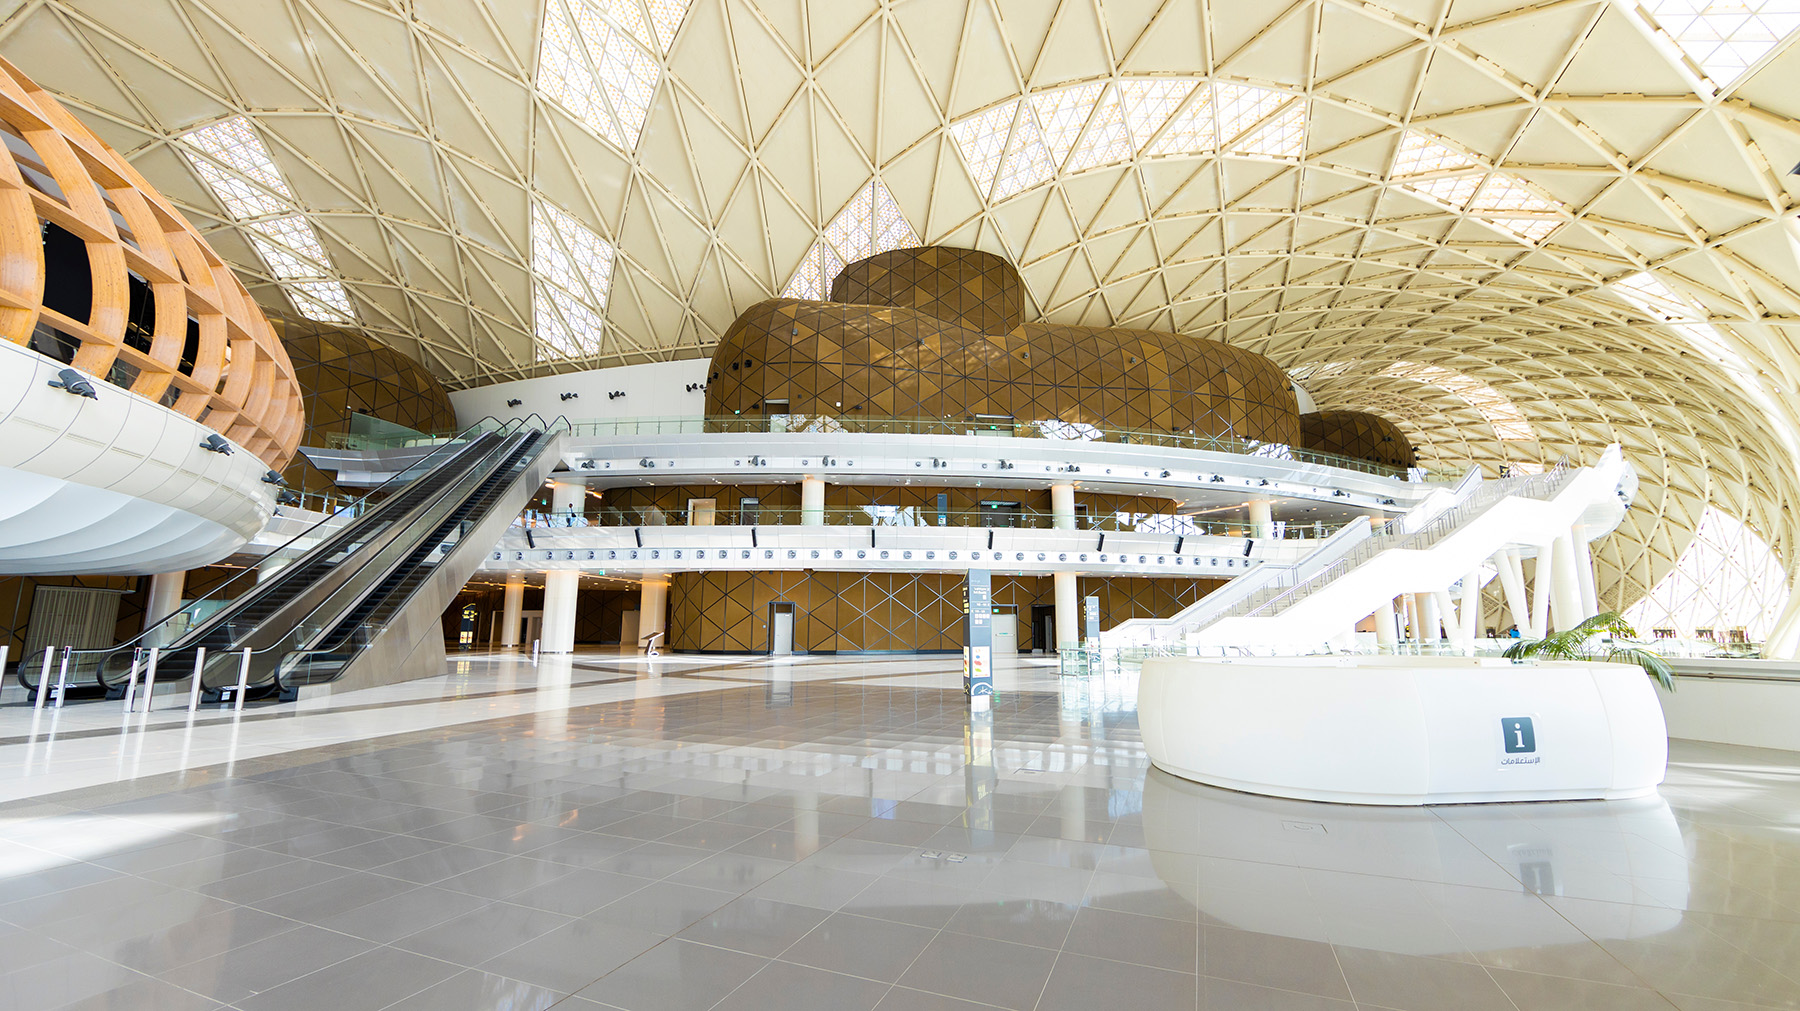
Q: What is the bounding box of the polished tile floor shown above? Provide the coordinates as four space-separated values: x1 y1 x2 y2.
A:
1 654 1797 1010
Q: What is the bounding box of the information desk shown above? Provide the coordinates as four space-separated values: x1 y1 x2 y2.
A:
1138 656 1667 805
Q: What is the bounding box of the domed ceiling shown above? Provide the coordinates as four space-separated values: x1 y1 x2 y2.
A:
3 0 1798 621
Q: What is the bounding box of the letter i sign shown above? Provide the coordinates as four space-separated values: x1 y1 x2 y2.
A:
1501 717 1536 754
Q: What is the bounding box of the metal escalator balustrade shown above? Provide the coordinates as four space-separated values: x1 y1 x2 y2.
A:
189 430 545 698
279 432 553 689
16 417 527 701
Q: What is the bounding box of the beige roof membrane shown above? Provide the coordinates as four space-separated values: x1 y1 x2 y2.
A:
4 0 1799 616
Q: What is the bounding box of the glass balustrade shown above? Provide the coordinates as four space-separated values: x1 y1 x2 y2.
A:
323 414 1419 479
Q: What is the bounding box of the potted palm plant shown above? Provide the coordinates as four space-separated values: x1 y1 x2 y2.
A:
1502 611 1675 691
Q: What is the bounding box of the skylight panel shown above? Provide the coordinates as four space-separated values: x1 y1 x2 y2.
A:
1469 174 1561 214
540 3 619 145
536 0 690 151
1614 271 1750 371
1391 131 1478 178
246 215 330 278
1065 85 1132 173
1637 0 1800 87
1404 173 1484 209
1119 79 1194 149
1625 505 1790 639
285 281 357 324
1030 82 1104 168
991 104 1056 202
1383 360 1534 440
180 116 293 218
179 117 357 324
1228 101 1305 159
531 197 616 360
1480 216 1562 243
1147 87 1218 156
951 102 1018 199
1214 84 1294 147
782 180 919 300
641 0 688 52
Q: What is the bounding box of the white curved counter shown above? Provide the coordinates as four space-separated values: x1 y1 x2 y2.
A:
1138 656 1668 805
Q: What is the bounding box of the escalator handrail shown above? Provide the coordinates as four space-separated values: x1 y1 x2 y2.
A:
198 431 545 692
25 416 528 690
294 433 548 664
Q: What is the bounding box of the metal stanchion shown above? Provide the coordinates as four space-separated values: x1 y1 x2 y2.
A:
53 646 71 709
187 647 206 712
141 647 160 713
122 648 143 714
234 648 251 712
33 647 52 711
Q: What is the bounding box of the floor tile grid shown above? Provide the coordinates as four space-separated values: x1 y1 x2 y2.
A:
3 662 1800 1007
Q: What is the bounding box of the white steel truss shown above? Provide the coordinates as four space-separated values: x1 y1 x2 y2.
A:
6 0 1800 621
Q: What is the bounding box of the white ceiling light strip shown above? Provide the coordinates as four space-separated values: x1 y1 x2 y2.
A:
1382 360 1536 440
531 197 616 361
536 0 691 150
179 116 355 324
1631 0 1800 90
781 180 920 301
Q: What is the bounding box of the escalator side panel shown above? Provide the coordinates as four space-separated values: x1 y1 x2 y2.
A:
297 432 563 695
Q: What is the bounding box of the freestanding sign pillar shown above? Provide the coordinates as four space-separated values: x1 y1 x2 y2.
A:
1083 595 1101 644
963 569 993 708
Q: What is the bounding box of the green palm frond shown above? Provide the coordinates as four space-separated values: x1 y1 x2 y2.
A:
1501 611 1674 691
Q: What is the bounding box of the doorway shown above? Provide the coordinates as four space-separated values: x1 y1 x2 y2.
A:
521 610 543 649
1031 603 1055 654
768 601 796 655
981 500 1024 528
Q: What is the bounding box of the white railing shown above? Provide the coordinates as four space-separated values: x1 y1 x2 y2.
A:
1105 455 1588 647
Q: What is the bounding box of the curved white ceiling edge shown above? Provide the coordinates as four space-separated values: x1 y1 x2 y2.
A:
0 341 277 575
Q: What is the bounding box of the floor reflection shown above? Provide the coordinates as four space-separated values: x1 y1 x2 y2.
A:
1141 767 1687 956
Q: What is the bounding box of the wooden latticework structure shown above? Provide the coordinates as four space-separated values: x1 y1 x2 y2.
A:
0 57 301 467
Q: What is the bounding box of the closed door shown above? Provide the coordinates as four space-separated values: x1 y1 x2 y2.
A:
771 610 794 655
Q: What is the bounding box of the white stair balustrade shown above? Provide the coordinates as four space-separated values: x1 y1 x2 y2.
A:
1106 446 1627 652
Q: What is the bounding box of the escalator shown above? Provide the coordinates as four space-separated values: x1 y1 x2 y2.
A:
22 418 563 703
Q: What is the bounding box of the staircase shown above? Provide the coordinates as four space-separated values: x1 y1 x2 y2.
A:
1106 446 1625 651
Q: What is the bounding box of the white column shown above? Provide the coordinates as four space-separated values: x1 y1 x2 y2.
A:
1460 570 1482 642
501 574 525 648
1401 593 1420 641
1495 550 1530 633
1433 590 1468 650
1420 593 1441 643
1248 500 1274 539
1373 597 1397 647
1572 525 1599 619
1051 483 1076 531
144 571 185 631
638 574 669 651
1549 533 1584 633
801 476 825 526
540 570 579 653
1053 572 1078 651
1529 549 1554 640
550 480 584 525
